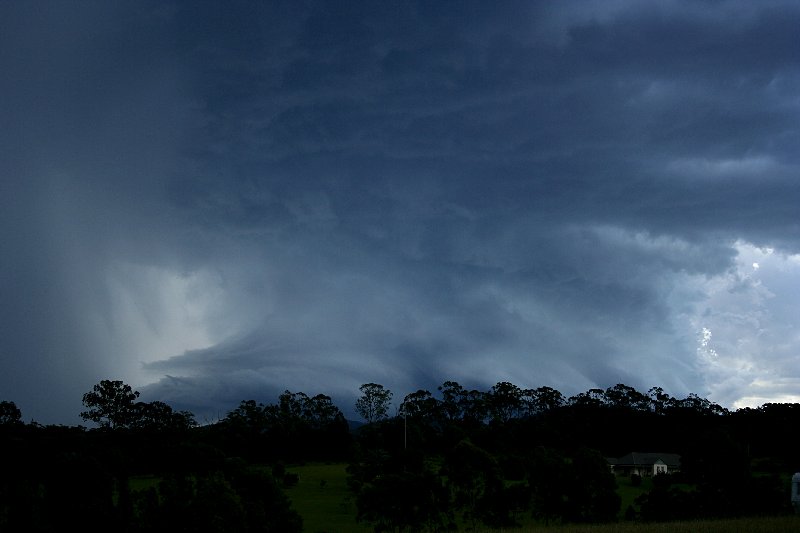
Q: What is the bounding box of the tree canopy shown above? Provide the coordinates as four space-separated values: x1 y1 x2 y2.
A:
355 383 393 423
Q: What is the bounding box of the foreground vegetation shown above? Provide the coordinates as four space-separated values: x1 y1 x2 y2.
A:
1 379 799 532
281 462 799 533
478 516 800 532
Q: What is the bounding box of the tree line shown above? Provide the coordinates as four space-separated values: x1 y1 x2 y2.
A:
354 381 730 425
1 379 799 532
347 381 798 529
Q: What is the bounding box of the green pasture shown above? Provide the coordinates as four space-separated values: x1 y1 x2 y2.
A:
282 463 798 533
284 463 372 533
282 463 646 532
128 465 797 533
478 516 800 532
615 474 650 519
127 474 160 493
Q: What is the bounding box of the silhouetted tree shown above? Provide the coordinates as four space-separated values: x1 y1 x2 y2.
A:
521 386 564 416
568 388 607 409
130 463 302 532
356 469 452 532
647 386 674 414
130 400 197 432
674 393 728 416
487 381 523 424
605 383 649 411
400 389 442 449
526 446 571 524
442 438 510 529
356 383 393 424
225 399 269 432
81 379 140 429
438 381 466 421
400 389 439 420
526 446 619 524
0 400 22 426
306 393 344 428
564 447 620 523
461 388 487 425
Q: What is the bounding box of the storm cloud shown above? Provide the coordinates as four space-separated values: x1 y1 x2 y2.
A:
2 1 799 425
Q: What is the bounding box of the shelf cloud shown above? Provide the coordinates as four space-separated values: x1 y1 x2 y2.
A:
2 0 799 424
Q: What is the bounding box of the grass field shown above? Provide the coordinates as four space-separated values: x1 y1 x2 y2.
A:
127 474 160 493
283 463 799 533
615 474 651 519
480 516 800 532
284 463 372 533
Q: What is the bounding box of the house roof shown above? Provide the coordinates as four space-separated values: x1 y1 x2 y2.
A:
607 452 681 468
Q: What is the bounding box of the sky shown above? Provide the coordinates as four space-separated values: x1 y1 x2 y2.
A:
1 0 799 426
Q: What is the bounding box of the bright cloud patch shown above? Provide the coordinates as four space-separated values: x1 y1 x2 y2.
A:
101 263 222 387
689 242 800 408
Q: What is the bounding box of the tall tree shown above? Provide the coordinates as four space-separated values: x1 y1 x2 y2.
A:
224 399 269 431
399 389 439 420
438 381 466 421
306 393 344 428
461 389 487 425
647 386 674 414
0 400 22 426
80 379 140 429
355 469 452 532
568 388 607 408
355 383 393 424
443 438 511 529
605 383 649 411
529 386 565 413
130 400 197 432
487 381 523 424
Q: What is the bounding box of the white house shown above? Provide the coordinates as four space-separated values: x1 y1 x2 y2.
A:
607 452 681 477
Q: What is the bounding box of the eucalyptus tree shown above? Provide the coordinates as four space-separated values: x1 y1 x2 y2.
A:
605 383 650 411
647 386 675 414
525 386 565 414
355 383 393 424
487 381 523 424
130 400 197 431
438 381 466 421
399 389 439 419
306 393 345 429
567 388 608 409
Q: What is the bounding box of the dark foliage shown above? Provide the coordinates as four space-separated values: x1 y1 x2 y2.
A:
1 379 799 532
205 391 354 463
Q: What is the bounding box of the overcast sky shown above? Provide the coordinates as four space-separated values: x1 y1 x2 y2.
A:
2 0 799 425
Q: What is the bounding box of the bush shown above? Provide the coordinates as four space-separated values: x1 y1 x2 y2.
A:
652 472 672 489
271 461 286 479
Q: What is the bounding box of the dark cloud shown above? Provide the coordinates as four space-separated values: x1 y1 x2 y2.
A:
1 1 799 424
